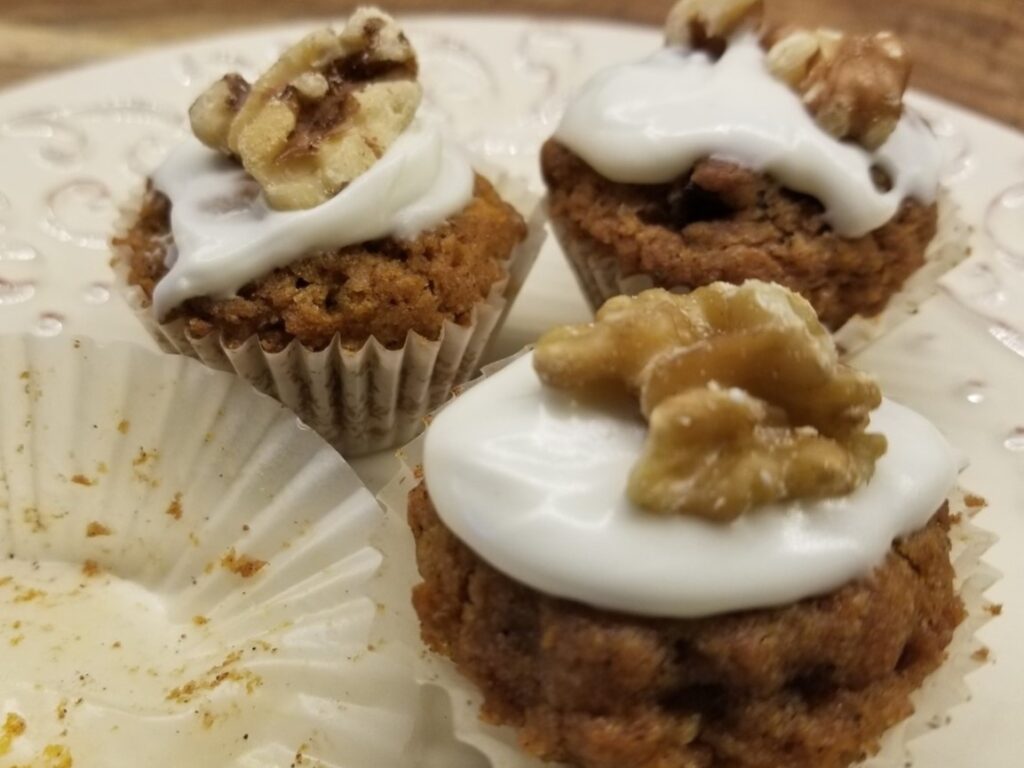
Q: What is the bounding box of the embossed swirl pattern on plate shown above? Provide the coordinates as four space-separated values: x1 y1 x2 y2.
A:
987 182 1024 262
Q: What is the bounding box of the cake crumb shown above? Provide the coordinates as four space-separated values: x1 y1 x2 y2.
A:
963 493 987 509
0 712 26 756
971 647 991 663
986 603 1004 617
37 744 73 768
221 549 267 578
70 474 95 487
292 743 310 767
23 507 46 533
81 560 101 578
193 615 209 626
85 522 111 538
117 419 130 434
13 587 46 603
166 650 262 703
132 448 157 467
166 493 184 521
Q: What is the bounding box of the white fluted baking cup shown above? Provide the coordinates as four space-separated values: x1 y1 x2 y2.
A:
0 334 418 768
113 172 545 458
375 360 998 768
554 194 970 357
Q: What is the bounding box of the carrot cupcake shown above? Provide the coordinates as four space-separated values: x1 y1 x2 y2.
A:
114 7 540 455
542 0 963 343
407 281 968 768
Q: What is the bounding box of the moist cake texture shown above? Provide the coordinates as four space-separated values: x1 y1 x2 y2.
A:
118 174 526 352
409 482 963 768
542 140 938 329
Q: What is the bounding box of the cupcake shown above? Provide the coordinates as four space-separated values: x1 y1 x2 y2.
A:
405 281 974 768
114 7 541 456
542 0 965 346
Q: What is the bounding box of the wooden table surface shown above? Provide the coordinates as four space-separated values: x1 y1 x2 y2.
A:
0 0 1021 130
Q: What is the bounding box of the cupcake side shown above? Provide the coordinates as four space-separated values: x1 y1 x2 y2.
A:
403 282 976 768
113 7 541 456
542 0 964 346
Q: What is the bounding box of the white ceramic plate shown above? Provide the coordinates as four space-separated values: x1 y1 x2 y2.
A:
0 14 1020 768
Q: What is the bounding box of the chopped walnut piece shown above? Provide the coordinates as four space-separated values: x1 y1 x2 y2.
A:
665 0 763 54
188 7 421 210
534 282 887 521
189 74 250 156
767 28 911 149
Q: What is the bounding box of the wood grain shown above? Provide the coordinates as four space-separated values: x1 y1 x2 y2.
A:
0 0 1020 129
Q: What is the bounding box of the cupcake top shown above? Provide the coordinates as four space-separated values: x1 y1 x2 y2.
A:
149 7 476 321
553 0 941 237
422 282 958 617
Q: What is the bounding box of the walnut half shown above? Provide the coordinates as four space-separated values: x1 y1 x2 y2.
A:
766 28 911 150
534 282 887 521
188 7 422 210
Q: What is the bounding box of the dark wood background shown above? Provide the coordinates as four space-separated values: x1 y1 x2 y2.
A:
0 0 1021 129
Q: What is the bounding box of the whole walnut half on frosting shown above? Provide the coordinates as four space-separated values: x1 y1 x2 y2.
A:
766 28 911 150
534 282 887 521
188 6 421 210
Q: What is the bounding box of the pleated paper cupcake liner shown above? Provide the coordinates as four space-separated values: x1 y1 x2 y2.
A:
863 489 999 768
0 334 418 768
553 193 970 357
374 357 999 768
113 172 545 457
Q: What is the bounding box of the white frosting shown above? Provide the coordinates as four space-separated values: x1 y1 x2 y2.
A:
554 34 941 237
423 353 958 618
151 116 475 319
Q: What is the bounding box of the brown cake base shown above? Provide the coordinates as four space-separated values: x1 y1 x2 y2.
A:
116 174 526 352
541 140 939 330
408 482 964 768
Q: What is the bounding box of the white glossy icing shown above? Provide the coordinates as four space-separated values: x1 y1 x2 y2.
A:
554 33 941 237
423 353 958 618
151 116 475 320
